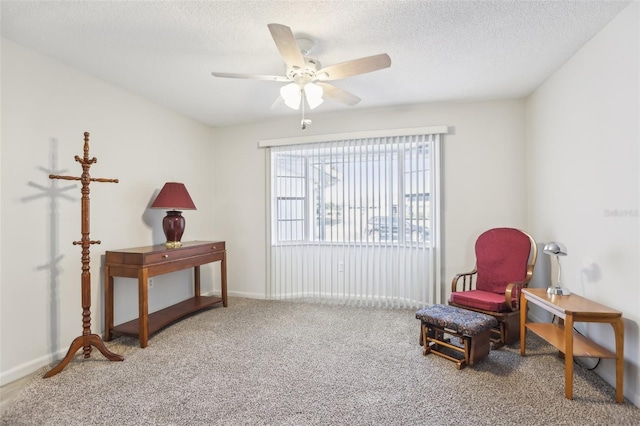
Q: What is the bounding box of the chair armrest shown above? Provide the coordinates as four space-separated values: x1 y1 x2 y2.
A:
505 264 536 310
451 269 478 293
504 279 530 311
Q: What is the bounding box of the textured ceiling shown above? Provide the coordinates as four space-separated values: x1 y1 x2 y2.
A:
0 1 631 128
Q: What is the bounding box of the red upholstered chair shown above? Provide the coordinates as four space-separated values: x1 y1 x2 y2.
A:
449 228 537 348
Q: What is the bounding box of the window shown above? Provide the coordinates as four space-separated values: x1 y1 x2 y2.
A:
262 128 445 308
273 139 431 246
274 154 306 241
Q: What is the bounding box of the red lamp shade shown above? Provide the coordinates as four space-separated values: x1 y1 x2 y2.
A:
151 182 196 248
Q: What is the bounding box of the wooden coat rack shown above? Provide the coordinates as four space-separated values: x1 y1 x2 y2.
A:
45 132 123 378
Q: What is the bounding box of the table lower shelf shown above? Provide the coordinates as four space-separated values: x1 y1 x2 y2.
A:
111 295 223 338
525 322 617 359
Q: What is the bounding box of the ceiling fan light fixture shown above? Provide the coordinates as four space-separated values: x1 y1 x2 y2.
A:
304 83 324 109
280 83 301 110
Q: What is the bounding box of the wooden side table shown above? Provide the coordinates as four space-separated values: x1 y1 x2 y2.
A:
104 241 227 348
520 288 624 403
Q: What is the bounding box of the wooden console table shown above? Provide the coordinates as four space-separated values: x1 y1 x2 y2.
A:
104 241 227 348
520 288 624 403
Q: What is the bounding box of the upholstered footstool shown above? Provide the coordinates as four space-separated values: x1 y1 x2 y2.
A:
415 304 498 369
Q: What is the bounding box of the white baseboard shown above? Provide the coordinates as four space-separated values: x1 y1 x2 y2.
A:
227 290 267 299
203 289 267 299
0 347 68 386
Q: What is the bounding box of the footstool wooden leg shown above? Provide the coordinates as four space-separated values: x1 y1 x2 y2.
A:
462 337 470 368
469 329 491 365
422 324 431 356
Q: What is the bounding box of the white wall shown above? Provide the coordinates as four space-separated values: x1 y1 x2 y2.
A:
211 99 528 301
3 3 636 405
5 5 636 404
527 3 639 405
0 39 217 384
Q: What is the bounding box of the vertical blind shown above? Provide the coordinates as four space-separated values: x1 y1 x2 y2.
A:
262 128 444 308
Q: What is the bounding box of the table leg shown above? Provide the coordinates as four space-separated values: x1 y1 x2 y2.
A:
221 251 228 307
612 317 625 403
564 313 574 400
194 265 201 297
520 294 528 356
104 265 114 341
138 268 149 348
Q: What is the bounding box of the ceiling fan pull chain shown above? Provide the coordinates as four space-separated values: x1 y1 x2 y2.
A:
301 90 309 131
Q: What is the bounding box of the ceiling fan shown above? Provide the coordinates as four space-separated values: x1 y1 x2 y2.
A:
211 23 391 127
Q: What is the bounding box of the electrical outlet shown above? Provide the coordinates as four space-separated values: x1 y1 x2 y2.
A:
338 262 345 272
148 278 154 288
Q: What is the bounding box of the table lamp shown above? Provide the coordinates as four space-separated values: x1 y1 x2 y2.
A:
543 241 570 295
151 182 196 248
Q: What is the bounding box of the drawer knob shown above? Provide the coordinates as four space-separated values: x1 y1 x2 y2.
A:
163 254 169 258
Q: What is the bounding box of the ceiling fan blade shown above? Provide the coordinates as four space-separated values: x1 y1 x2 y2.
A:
211 72 290 82
268 23 306 69
317 53 391 81
316 82 361 106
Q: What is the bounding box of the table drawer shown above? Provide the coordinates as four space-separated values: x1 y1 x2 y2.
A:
106 241 225 267
144 243 224 264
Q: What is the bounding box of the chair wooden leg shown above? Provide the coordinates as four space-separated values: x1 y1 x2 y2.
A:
504 315 520 345
489 315 522 349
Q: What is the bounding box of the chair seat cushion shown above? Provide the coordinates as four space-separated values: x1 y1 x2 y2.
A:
416 304 498 337
450 290 513 313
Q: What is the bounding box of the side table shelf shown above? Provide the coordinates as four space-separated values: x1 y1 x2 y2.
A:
524 323 617 359
111 295 223 338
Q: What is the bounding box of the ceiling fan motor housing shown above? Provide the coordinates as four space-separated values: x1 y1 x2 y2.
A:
286 57 322 85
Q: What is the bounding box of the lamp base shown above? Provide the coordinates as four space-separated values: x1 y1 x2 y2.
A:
165 241 183 249
162 210 185 249
547 286 571 296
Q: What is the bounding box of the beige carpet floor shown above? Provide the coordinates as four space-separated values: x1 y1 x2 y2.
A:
2 297 638 425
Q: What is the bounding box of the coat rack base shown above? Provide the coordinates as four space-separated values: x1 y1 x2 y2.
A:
44 334 124 378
